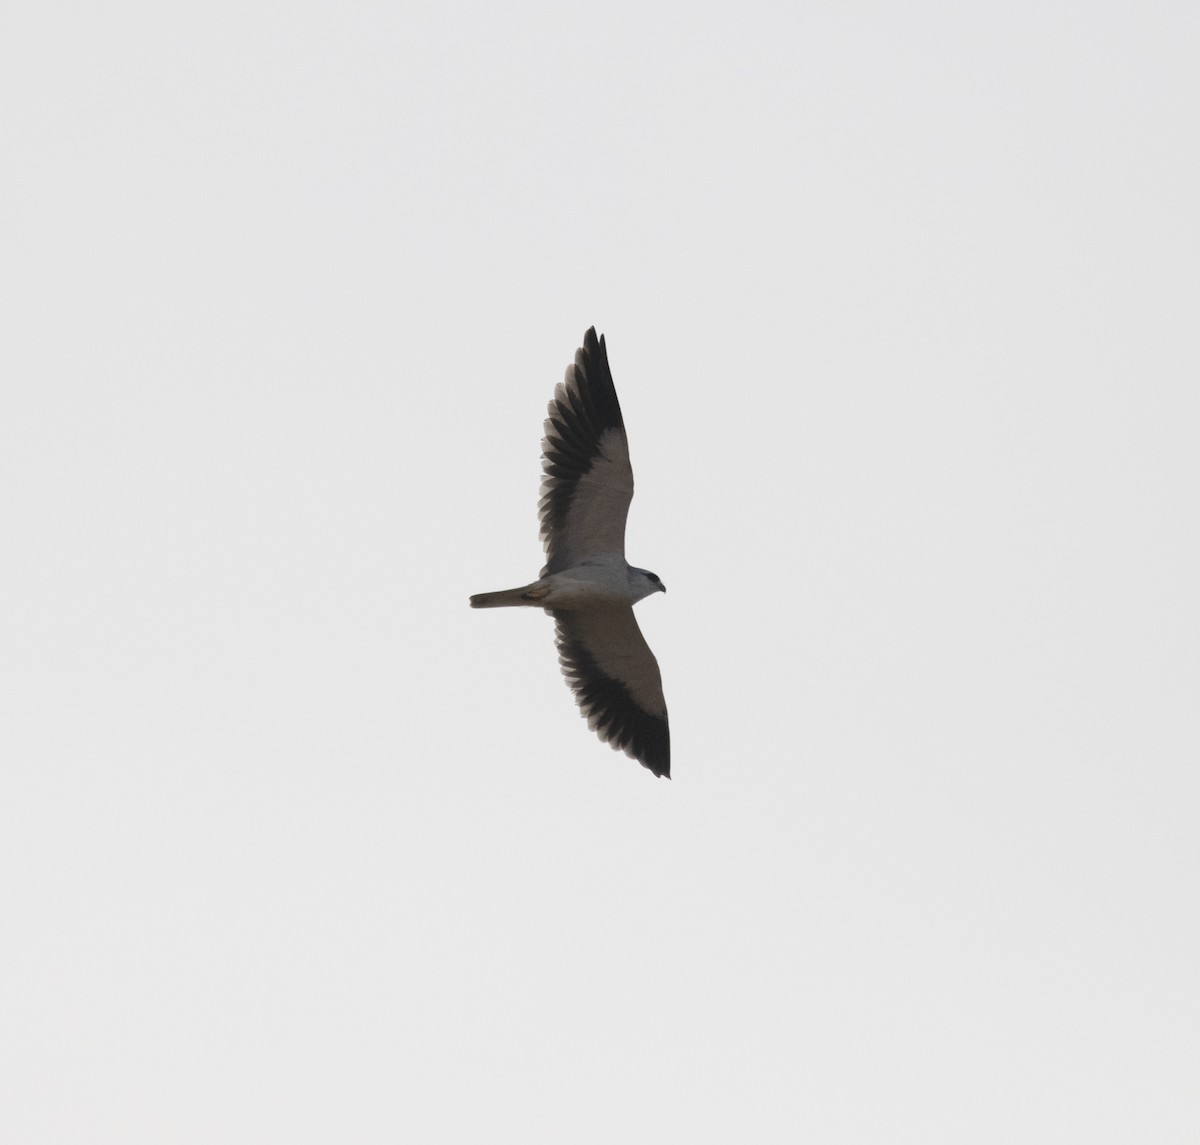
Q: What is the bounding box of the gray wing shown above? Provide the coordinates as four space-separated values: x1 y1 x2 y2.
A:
539 328 634 576
553 606 670 778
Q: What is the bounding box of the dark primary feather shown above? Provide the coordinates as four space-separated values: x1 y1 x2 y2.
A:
538 328 631 575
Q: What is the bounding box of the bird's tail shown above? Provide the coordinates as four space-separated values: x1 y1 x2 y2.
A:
469 582 543 608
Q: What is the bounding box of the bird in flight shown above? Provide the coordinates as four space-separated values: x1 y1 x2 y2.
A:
470 328 670 778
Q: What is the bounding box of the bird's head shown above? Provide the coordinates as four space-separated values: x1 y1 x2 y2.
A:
631 567 667 601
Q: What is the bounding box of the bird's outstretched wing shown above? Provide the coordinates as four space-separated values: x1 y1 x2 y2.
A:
539 328 634 576
553 606 670 778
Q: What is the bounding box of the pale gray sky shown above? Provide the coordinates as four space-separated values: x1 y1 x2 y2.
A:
2 2 1198 1141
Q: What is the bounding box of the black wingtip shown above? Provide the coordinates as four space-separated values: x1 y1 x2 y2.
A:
572 326 622 433
583 326 606 360
630 720 670 779
643 750 671 780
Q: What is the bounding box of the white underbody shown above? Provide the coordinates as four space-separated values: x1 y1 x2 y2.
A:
535 557 657 610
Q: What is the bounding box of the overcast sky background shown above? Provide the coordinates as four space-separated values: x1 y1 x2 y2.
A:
3 2 1198 1141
